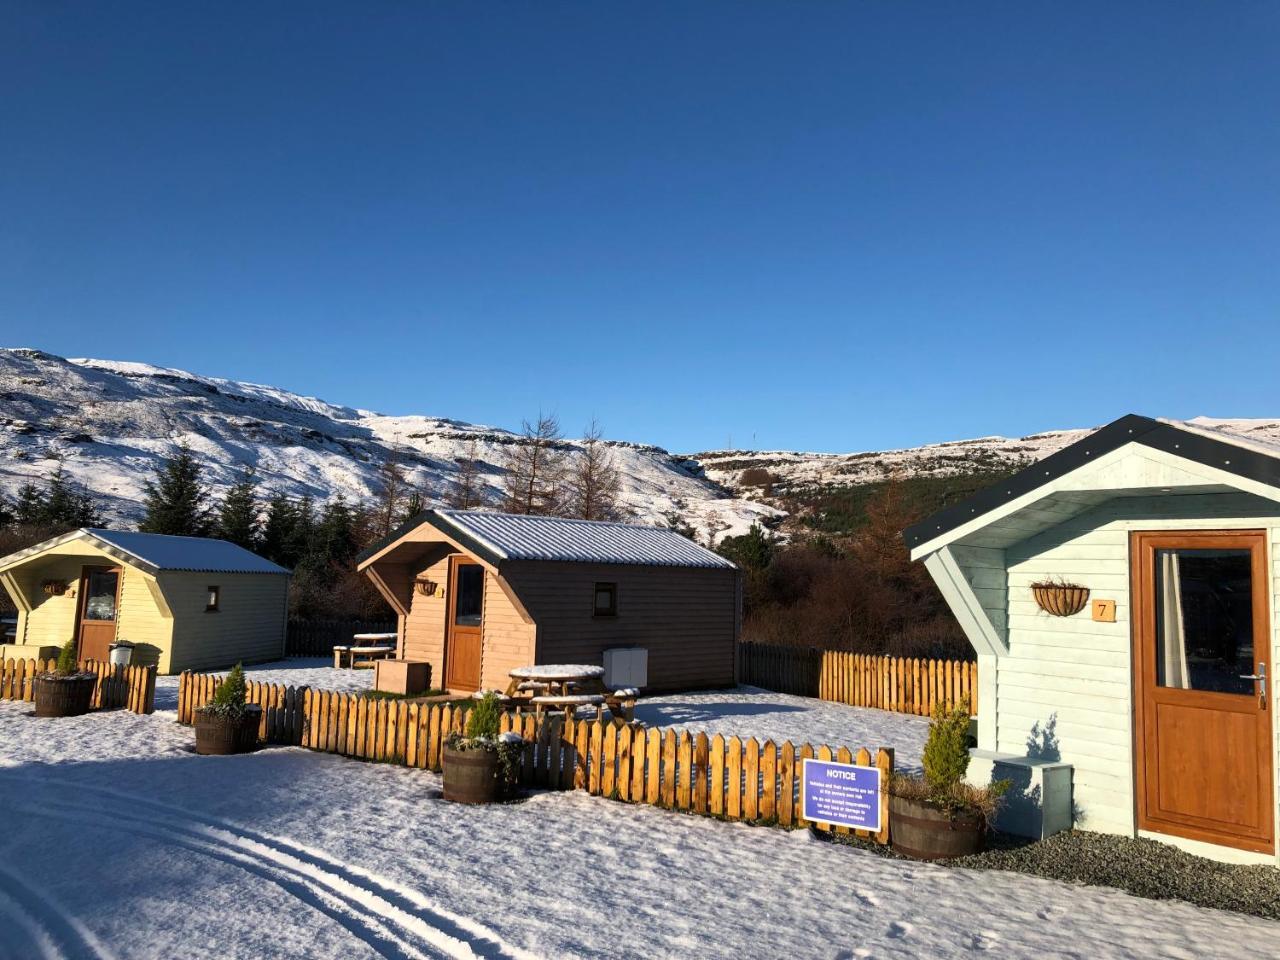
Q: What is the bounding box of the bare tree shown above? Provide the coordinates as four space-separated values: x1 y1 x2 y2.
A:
371 453 410 539
501 412 566 516
703 511 729 550
566 419 624 521
448 439 486 510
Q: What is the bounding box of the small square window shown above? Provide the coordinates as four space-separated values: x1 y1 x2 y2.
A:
593 582 617 617
206 586 220 612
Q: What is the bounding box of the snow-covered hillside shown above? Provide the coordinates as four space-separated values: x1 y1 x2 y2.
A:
5 347 1275 540
693 418 1280 496
0 348 779 539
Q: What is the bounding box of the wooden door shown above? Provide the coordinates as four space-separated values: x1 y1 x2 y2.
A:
1132 530 1274 854
76 566 122 664
444 557 484 692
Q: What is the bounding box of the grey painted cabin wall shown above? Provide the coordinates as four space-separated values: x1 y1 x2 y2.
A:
952 492 1280 840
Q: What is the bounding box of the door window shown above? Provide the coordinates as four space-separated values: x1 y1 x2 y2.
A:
83 570 119 621
454 565 484 627
1154 548 1254 693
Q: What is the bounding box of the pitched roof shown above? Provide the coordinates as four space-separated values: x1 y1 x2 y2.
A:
903 414 1280 555
0 528 289 576
359 509 736 570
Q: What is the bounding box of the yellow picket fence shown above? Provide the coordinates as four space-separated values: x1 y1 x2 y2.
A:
0 657 156 714
175 672 893 841
738 642 977 717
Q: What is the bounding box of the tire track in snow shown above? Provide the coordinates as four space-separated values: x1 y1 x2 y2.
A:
8 777 537 960
0 863 116 960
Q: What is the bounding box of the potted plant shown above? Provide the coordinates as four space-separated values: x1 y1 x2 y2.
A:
888 698 1009 860
442 692 523 804
194 663 261 755
32 640 97 718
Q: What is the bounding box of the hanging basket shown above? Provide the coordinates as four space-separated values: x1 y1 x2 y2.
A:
42 580 70 597
1031 582 1089 617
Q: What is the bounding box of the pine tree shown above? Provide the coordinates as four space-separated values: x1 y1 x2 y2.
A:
140 445 212 536
287 496 317 565
259 494 297 567
0 493 13 529
718 523 774 572
401 489 425 523
448 439 486 510
215 467 261 549
13 483 43 526
308 495 358 571
9 469 101 530
566 419 623 521
501 413 566 516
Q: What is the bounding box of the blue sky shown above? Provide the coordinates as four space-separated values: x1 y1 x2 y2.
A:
2 3 1277 453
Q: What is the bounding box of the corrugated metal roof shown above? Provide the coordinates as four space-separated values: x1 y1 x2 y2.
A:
84 529 290 575
433 510 736 569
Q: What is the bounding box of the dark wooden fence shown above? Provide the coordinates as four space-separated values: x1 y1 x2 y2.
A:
285 619 396 658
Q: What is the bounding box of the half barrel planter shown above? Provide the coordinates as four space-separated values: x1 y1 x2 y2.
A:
32 674 97 718
194 705 263 755
442 745 504 804
889 794 985 860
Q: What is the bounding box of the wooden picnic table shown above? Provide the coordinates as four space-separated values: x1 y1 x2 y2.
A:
505 664 638 720
333 633 398 669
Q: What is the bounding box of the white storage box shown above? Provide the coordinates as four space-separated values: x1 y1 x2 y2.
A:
603 647 648 689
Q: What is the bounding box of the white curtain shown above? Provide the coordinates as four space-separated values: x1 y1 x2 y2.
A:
1159 551 1190 689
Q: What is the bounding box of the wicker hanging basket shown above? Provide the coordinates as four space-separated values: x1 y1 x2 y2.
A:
1031 582 1089 617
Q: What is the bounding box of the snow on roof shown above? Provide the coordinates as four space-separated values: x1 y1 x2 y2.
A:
430 509 736 569
82 529 289 575
1162 417 1280 460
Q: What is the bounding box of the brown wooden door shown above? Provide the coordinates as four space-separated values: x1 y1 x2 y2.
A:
76 566 122 664
1132 530 1274 854
444 557 484 692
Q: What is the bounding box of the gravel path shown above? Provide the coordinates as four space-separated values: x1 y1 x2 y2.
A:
829 828 1280 921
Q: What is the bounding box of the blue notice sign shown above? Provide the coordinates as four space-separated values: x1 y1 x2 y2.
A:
800 759 881 832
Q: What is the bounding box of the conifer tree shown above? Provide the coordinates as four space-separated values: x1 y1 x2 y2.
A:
259 494 297 567
140 445 212 536
215 467 261 549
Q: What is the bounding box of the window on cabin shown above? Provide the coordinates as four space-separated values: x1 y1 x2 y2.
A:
593 582 617 617
206 586 220 612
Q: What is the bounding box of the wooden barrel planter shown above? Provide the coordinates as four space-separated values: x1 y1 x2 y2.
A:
1030 583 1089 617
32 675 96 718
889 794 985 860
442 745 503 804
194 705 262 755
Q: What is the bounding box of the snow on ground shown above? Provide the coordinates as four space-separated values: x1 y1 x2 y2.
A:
634 686 930 773
1 701 1277 958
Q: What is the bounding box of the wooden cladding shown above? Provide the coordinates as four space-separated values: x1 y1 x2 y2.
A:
738 643 977 717
0 658 156 714
175 671 892 841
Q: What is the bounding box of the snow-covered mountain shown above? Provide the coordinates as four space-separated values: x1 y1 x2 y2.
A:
692 418 1280 497
4 347 1275 541
0 348 780 539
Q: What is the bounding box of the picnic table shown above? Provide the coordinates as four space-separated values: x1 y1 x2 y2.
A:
333 633 398 669
504 664 638 721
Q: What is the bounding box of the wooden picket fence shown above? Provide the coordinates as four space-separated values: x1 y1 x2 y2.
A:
175 672 892 841
738 642 977 717
0 658 157 714
177 672 309 744
286 619 396 658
